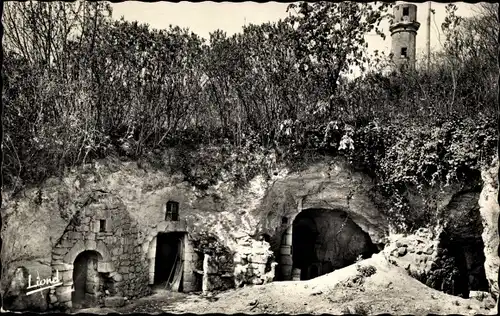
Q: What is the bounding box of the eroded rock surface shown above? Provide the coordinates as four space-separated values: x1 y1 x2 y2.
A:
478 162 500 299
1 157 497 310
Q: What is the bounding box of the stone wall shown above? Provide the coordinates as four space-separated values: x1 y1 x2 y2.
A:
49 190 149 309
202 253 234 294
233 236 275 287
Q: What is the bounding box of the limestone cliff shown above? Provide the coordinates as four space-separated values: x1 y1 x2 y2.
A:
1 157 498 310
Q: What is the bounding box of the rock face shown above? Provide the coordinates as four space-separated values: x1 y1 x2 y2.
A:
5 157 494 310
386 219 492 299
478 162 500 299
257 160 388 249
385 228 440 285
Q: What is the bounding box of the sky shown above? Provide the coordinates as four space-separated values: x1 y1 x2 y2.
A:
110 1 481 75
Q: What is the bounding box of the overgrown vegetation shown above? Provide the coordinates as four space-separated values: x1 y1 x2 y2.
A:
2 2 498 232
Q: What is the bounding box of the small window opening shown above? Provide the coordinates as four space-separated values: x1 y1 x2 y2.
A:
401 47 408 58
165 201 179 221
282 216 289 225
99 219 106 232
402 7 409 16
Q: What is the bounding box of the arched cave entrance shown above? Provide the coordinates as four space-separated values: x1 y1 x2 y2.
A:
279 208 377 281
72 251 104 309
154 232 186 291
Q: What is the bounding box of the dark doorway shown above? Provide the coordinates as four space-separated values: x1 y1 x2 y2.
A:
72 251 102 309
292 215 318 280
154 232 185 291
287 209 377 281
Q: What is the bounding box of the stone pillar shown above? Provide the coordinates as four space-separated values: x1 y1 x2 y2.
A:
182 235 197 292
202 254 210 295
280 225 293 280
147 237 157 285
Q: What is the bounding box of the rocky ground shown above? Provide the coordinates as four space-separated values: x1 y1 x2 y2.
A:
75 253 497 315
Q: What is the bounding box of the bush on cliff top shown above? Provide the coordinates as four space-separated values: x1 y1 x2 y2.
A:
2 2 497 233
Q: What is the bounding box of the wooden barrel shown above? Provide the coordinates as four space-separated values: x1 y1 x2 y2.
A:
292 268 301 281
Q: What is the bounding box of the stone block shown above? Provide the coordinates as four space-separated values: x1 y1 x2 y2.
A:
122 260 130 266
61 239 74 248
86 282 98 294
119 266 129 274
55 286 72 303
85 240 97 250
97 261 113 273
183 281 197 293
149 273 155 285
69 231 83 240
280 255 293 265
104 296 125 308
183 272 196 284
52 263 73 272
148 261 155 273
147 246 156 259
157 222 168 232
53 247 68 256
283 232 293 245
49 294 57 304
112 273 123 282
250 254 268 264
60 270 73 282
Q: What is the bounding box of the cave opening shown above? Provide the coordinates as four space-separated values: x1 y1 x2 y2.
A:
279 208 377 281
437 233 489 298
435 191 489 298
154 232 185 291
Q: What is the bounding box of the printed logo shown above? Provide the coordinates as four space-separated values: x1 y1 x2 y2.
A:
26 270 64 296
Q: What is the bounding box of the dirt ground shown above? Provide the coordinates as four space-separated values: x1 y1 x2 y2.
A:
77 253 497 315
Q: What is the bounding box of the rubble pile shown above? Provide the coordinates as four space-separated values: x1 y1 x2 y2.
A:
233 236 276 288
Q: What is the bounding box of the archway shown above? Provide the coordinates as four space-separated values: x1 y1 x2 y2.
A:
72 251 103 309
53 240 118 309
279 208 377 281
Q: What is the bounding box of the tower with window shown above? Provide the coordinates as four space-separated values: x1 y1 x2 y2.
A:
389 3 420 70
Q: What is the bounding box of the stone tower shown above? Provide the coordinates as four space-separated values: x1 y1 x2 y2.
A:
389 3 420 69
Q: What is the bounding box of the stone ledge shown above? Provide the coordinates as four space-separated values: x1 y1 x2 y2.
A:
52 263 73 272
